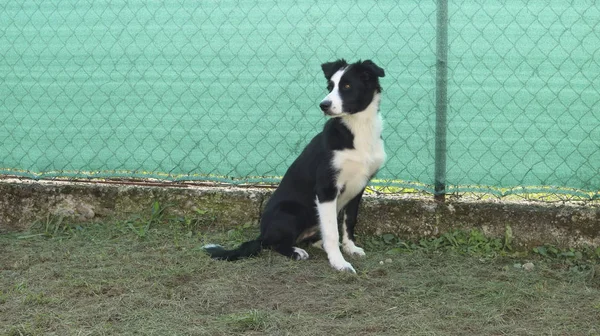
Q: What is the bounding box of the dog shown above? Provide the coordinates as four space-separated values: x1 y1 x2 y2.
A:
204 59 386 273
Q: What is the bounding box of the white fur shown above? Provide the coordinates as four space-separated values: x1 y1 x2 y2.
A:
343 241 365 257
312 239 324 250
202 244 221 249
316 198 355 273
335 93 386 210
292 247 309 260
312 239 341 250
341 213 366 257
314 92 385 272
321 68 346 116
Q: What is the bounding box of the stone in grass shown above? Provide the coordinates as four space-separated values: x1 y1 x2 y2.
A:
523 262 534 271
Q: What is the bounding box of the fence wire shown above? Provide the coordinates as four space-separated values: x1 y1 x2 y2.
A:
447 1 599 200
0 0 598 201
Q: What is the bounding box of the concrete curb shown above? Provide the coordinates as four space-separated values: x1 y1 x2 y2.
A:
1 179 598 248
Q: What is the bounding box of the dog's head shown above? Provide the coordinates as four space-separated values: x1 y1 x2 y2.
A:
319 59 385 117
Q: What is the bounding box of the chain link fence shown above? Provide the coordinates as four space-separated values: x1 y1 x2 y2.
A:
1 1 598 201
447 0 599 200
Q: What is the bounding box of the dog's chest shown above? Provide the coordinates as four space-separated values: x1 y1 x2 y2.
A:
334 115 386 208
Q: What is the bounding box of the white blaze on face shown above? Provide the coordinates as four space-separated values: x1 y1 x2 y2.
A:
321 68 346 116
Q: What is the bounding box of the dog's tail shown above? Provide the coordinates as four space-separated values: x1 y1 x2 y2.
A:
203 239 263 261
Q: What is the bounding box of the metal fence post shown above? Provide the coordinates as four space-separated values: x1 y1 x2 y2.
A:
435 0 448 202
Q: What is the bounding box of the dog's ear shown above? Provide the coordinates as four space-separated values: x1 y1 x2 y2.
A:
321 59 348 79
360 60 385 79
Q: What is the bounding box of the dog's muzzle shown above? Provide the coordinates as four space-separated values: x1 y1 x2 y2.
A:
319 100 333 115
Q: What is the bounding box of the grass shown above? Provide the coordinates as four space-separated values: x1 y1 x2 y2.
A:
1 211 599 335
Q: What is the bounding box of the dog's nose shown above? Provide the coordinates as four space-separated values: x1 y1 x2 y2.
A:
319 100 332 112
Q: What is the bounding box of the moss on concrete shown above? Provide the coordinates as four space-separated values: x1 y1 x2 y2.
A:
357 195 599 248
1 179 598 249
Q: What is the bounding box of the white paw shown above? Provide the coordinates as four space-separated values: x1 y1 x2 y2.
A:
312 240 324 250
329 256 356 273
343 244 366 257
292 247 309 260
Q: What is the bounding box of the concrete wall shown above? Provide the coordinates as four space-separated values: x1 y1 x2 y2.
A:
1 179 598 248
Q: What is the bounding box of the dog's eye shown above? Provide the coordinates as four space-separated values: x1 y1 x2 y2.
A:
343 83 351 90
327 83 333 92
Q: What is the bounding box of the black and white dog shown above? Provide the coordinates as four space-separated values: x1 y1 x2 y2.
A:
204 59 386 273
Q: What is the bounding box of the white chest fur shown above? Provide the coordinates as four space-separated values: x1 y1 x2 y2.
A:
333 96 386 210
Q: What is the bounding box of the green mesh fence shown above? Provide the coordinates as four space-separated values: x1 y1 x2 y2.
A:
0 1 598 199
447 1 600 198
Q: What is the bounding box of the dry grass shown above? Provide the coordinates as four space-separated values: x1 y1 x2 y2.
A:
1 218 599 336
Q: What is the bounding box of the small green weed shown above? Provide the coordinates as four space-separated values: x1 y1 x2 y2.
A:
24 215 82 239
149 200 169 226
370 228 599 264
375 229 507 257
126 215 151 239
539 245 600 259
13 282 28 293
23 292 51 306
532 245 600 269
226 222 258 244
123 201 220 240
124 201 170 239
172 208 217 237
222 310 269 332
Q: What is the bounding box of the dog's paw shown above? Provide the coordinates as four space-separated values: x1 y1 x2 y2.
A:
292 247 309 260
329 258 356 273
311 240 324 250
342 241 366 257
343 244 366 257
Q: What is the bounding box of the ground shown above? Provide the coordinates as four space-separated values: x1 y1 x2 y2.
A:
1 215 599 336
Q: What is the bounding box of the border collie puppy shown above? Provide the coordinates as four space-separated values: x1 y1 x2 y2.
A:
204 59 386 273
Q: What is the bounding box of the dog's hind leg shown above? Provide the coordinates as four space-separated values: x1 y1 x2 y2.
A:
262 213 310 261
341 188 366 257
265 229 310 261
273 244 310 260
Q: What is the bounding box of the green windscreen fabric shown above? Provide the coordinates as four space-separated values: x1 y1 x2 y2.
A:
1 1 598 196
447 1 600 194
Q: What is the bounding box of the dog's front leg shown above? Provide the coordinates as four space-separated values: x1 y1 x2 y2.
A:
316 196 355 273
342 188 366 257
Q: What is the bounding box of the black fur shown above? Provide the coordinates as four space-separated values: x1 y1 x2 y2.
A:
204 240 262 261
321 59 348 79
204 59 385 263
323 60 385 114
